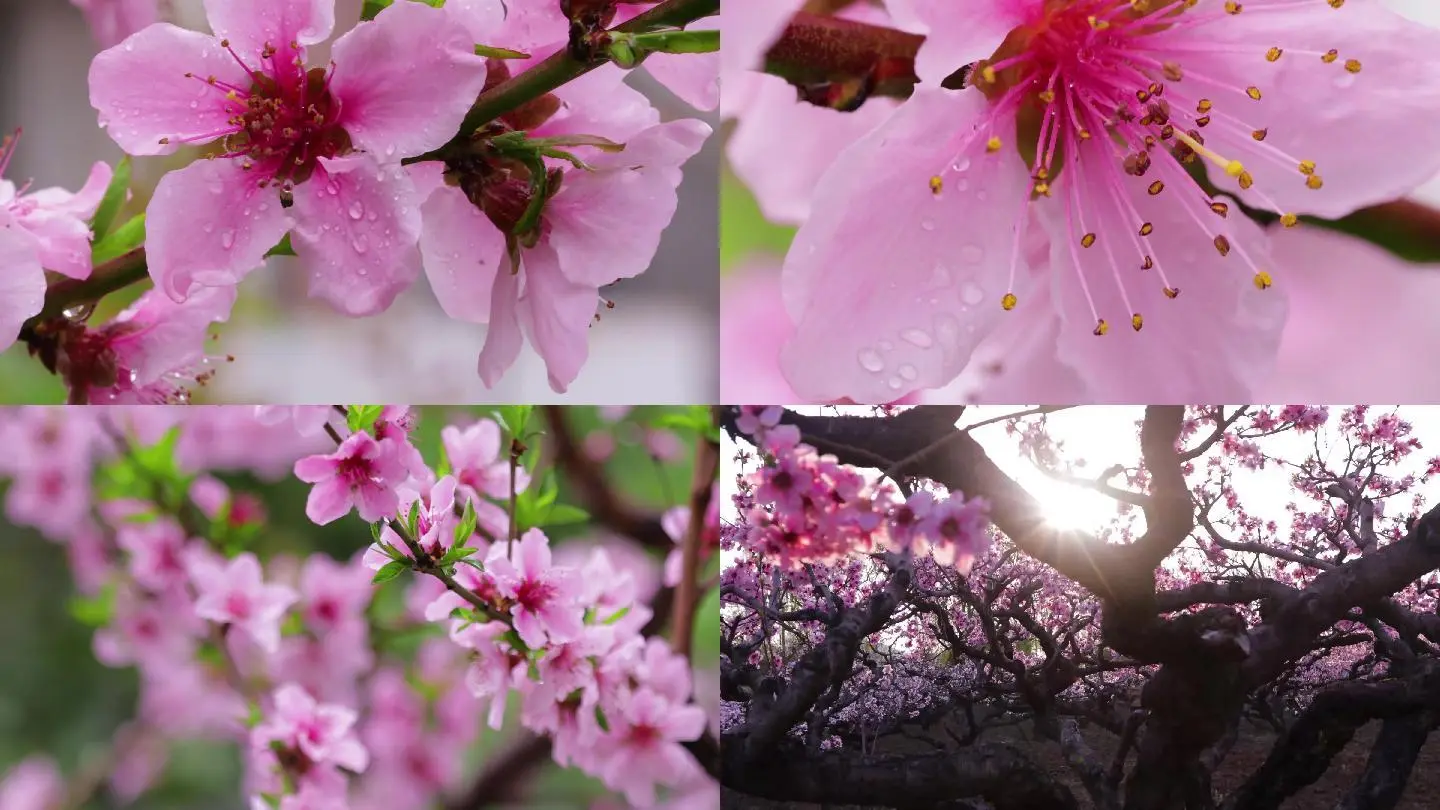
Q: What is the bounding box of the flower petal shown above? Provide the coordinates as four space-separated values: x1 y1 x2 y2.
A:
202 0 334 59
145 160 293 302
1041 165 1287 401
546 119 711 288
418 186 505 323
884 0 1027 85
1163 1 1440 218
519 245 597 394
289 155 422 316
0 222 44 353
780 87 1033 403
477 261 524 387
329 0 489 160
89 24 251 156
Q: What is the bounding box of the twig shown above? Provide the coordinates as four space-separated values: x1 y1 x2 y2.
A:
670 422 719 660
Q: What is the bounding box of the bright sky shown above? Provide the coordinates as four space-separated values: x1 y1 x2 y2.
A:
722 406 1440 540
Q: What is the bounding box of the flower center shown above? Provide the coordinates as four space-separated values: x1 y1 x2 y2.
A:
514 577 556 611
165 40 350 189
930 0 1341 336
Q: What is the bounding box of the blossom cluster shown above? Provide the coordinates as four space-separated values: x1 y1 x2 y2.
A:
6 0 717 400
0 405 717 808
729 406 991 572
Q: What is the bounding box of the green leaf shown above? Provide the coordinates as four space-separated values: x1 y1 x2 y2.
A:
370 521 385 542
594 705 610 733
650 405 716 439
245 701 264 729
90 157 131 241
360 0 393 19
347 405 384 434
91 212 146 265
372 560 408 584
406 500 421 538
454 498 478 546
475 44 529 59
693 587 720 661
496 406 533 439
68 582 116 627
542 503 590 528
602 605 630 625
440 544 480 564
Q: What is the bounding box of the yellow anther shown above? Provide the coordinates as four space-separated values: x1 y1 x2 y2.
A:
1162 62 1183 81
981 65 997 84
1038 89 1056 103
1246 86 1262 100
1251 128 1268 141
1224 1 1242 13
1195 115 1211 127
1265 47 1283 62
1081 233 1097 248
1299 160 1316 175
1093 319 1109 336
986 136 1002 152
1142 255 1155 270
1163 287 1180 299
1345 59 1362 73
1148 181 1165 195
1328 0 1344 7
1253 272 1273 290
1139 222 1154 236
1210 202 1230 218
1034 182 1051 196
1078 129 1092 140
930 175 943 195
1197 98 1213 113
1306 175 1324 190
1281 213 1299 227
1322 49 1338 64
1001 293 1018 311
1131 314 1144 331
1088 15 1110 29
1238 171 1254 190
1214 235 1232 256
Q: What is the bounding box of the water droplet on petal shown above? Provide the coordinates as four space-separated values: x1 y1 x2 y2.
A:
901 329 933 349
921 219 936 232
898 364 918 381
887 376 903 391
858 349 885 373
936 314 961 348
348 201 364 220
930 264 953 289
961 282 984 306
952 157 971 172
219 229 235 249
352 234 369 254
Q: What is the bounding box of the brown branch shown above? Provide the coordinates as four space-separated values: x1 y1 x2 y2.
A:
542 406 673 550
670 420 719 660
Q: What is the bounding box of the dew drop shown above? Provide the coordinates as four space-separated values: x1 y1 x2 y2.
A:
952 157 971 172
936 314 962 348
352 234 369 254
348 201 364 220
921 219 936 232
900 328 933 348
955 178 971 192
219 229 235 249
202 223 214 234
898 364 919 381
887 376 904 391
960 244 985 265
961 282 984 306
977 189 990 202
930 264 953 289
857 348 885 373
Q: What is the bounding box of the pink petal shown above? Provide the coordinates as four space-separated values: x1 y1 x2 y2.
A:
0 223 45 353
418 185 505 323
884 0 1025 85
289 156 422 316
145 159 292 301
546 119 711 288
721 0 804 77
13 208 92 280
1258 224 1440 400
512 609 546 649
353 481 399 523
305 478 353 526
1170 2 1440 218
719 261 799 402
517 529 551 576
23 161 113 219
518 245 598 393
107 286 235 385
89 24 251 156
780 88 1032 403
1040 170 1287 401
202 0 334 59
541 68 659 142
640 16 719 111
329 0 489 159
293 454 338 483
477 262 524 387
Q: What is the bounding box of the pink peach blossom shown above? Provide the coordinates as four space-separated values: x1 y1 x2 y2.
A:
484 529 585 649
293 431 408 525
188 550 298 653
780 0 1440 402
88 0 487 314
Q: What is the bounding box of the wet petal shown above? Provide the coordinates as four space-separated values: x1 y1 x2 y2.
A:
1041 163 1287 401
290 155 423 316
330 0 489 160
418 185 506 323
145 159 293 302
885 0 1027 85
477 264 524 387
780 88 1033 403
0 221 44 353
203 0 333 60
1158 1 1440 218
517 244 597 394
89 24 250 156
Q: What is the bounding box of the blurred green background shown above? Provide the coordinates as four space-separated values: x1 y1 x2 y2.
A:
0 405 719 808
